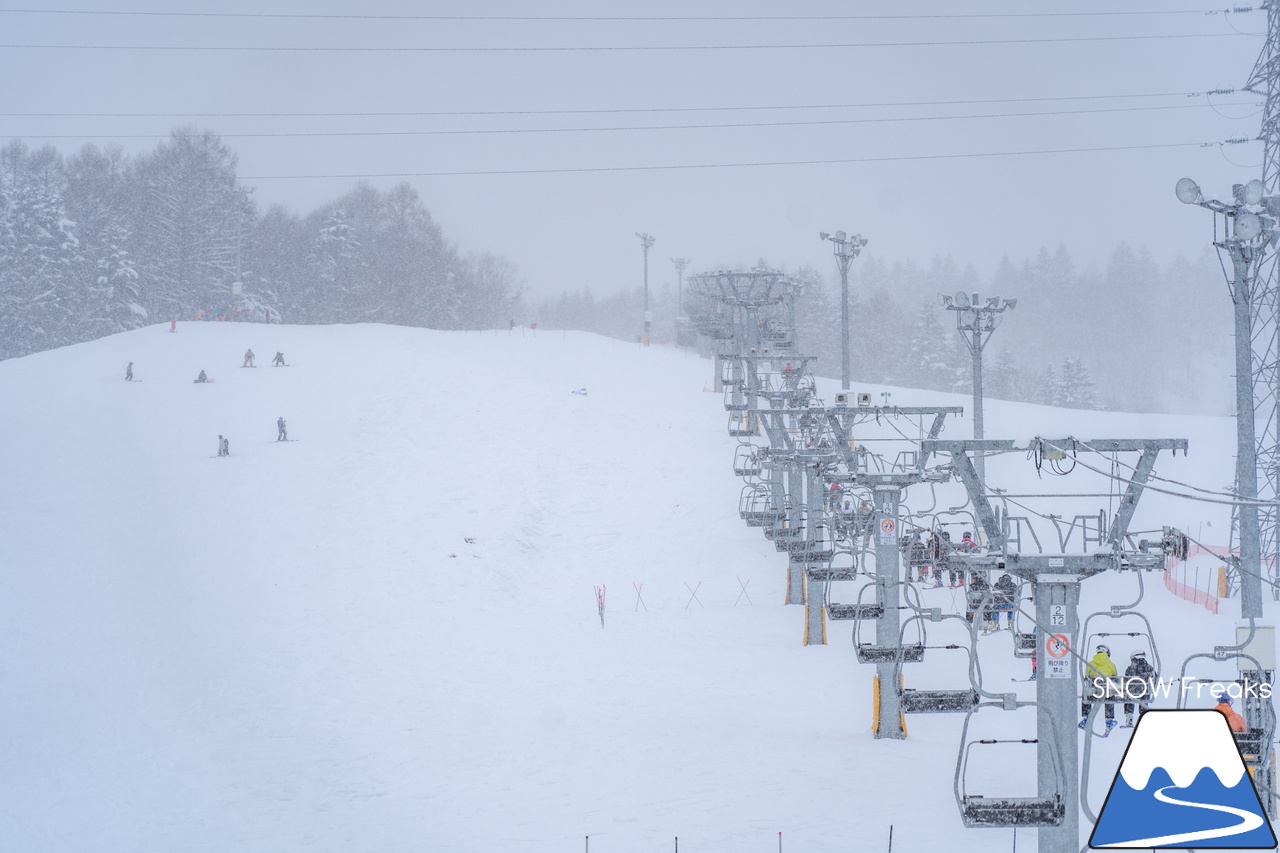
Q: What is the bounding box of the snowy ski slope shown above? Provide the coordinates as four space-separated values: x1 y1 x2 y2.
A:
0 322 1267 852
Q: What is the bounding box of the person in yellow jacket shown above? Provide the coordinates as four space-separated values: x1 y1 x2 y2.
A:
1080 644 1119 734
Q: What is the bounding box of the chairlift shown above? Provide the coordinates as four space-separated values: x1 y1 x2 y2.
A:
808 551 857 582
852 582 925 663
954 710 1065 828
732 445 763 478
722 385 750 412
898 641 980 712
739 485 787 527
1079 609 1161 703
1011 581 1036 657
727 411 757 438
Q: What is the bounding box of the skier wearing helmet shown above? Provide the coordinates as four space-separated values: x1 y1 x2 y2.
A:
1080 645 1119 733
1122 650 1156 727
1213 686 1248 732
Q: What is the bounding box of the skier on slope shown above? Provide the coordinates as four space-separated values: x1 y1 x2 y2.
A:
277 417 287 441
1122 650 1156 727
1213 685 1248 732
272 351 286 366
222 436 230 456
1080 644 1119 734
217 434 226 457
243 348 255 367
125 362 133 381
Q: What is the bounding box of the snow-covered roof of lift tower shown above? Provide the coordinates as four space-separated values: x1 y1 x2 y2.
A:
1119 710 1247 790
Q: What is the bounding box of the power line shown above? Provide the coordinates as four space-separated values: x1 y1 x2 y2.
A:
0 33 1259 53
4 101 1257 141
235 140 1227 181
0 8 1238 22
0 90 1237 119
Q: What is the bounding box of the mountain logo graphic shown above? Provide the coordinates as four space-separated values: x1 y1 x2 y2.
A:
1090 709 1277 848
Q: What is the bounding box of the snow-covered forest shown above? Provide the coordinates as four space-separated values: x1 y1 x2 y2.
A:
538 246 1231 415
1 125 1232 416
0 129 526 361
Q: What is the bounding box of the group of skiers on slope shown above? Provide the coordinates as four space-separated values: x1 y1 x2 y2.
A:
241 349 285 367
212 418 287 456
1078 644 1247 735
126 350 290 455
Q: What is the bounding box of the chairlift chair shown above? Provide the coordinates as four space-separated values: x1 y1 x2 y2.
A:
852 583 926 663
955 711 1066 828
1079 609 1161 704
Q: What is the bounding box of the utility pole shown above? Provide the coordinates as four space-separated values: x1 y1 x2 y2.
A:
1176 177 1271 618
820 230 868 390
939 292 1015 488
636 232 655 346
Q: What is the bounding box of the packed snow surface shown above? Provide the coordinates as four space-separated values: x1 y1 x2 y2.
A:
0 322 1268 852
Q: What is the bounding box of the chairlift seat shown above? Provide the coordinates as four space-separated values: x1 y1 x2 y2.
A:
899 688 979 713
960 796 1064 828
806 566 857 581
856 643 926 664
1237 728 1266 759
827 602 882 619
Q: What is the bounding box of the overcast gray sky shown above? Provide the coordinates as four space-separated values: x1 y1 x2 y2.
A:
0 1 1268 300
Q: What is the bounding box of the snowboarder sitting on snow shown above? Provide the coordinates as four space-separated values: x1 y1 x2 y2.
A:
993 572 1018 630
195 370 208 383
1122 650 1156 727
1213 686 1248 733
125 362 133 381
272 351 285 366
277 417 287 441
1080 644 1119 734
243 348 255 367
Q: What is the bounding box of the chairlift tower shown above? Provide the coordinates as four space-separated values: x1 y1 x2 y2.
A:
1243 5 1280 600
1175 177 1272 619
925 437 1187 853
813 405 961 737
939 291 1016 487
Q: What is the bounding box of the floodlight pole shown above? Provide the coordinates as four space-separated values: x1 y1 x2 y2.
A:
1177 181 1269 618
636 232 656 346
941 293 1016 488
671 257 690 317
821 231 868 390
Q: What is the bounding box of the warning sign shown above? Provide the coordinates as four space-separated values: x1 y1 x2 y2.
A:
1045 633 1071 679
877 517 897 544
880 518 895 534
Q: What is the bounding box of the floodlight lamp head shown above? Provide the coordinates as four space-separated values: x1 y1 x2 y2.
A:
835 230 846 242
1004 297 1018 310
1244 179 1265 206
938 292 953 307
1175 177 1202 205
955 290 970 307
819 232 830 241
